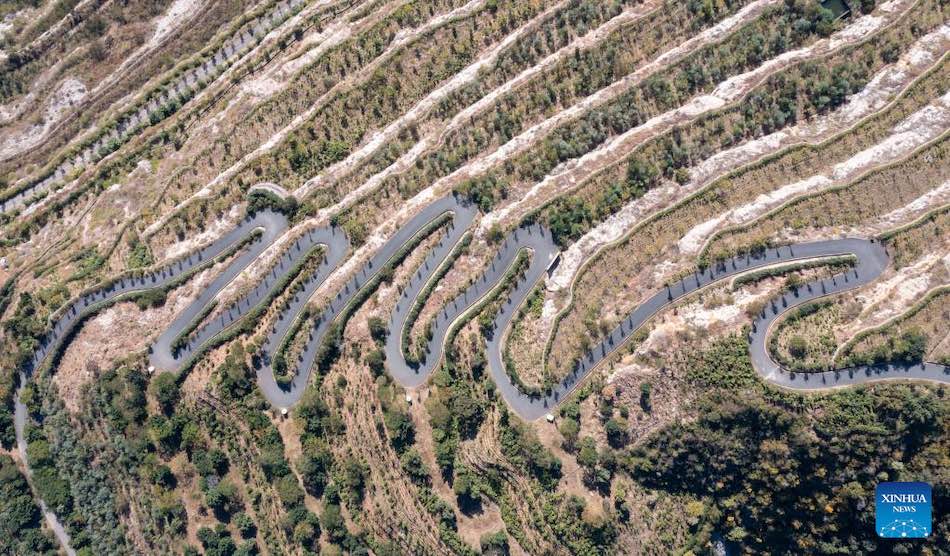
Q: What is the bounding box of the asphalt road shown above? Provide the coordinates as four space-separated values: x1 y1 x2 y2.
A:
502 237 950 419
16 198 950 551
24 202 950 419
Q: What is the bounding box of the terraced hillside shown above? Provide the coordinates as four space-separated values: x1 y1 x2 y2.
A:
1 0 948 554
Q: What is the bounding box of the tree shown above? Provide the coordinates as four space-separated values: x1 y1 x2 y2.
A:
625 157 659 196
340 457 368 505
577 437 599 470
559 418 580 451
365 348 386 377
788 336 808 359
453 466 482 513
293 520 318 549
198 524 237 556
548 196 593 247
639 382 653 413
297 440 333 497
321 502 347 543
219 343 252 399
785 273 802 291
400 449 430 485
193 448 229 478
451 392 484 439
150 373 179 413
206 480 242 518
499 411 561 488
383 408 414 453
150 464 176 488
276 474 305 510
604 418 628 448
148 414 183 456
0 455 54 555
891 328 927 363
487 225 505 244
480 531 510 556
367 317 388 344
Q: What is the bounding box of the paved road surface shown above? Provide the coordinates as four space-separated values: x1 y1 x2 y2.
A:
16 197 950 551
23 200 950 417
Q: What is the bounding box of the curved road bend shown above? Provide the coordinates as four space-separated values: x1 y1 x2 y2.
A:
495 237 950 420
24 202 950 419
748 240 950 390
256 194 478 408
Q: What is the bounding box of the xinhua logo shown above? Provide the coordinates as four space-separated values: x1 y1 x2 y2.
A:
876 482 932 538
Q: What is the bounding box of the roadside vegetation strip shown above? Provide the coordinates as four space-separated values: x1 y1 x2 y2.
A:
312 212 455 372
766 298 837 371
170 300 220 355
730 255 857 290
449 249 531 344
401 233 472 364
169 241 330 379
494 253 547 398
272 306 313 385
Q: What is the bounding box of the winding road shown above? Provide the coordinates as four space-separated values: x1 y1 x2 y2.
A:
14 195 950 551
20 195 950 417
